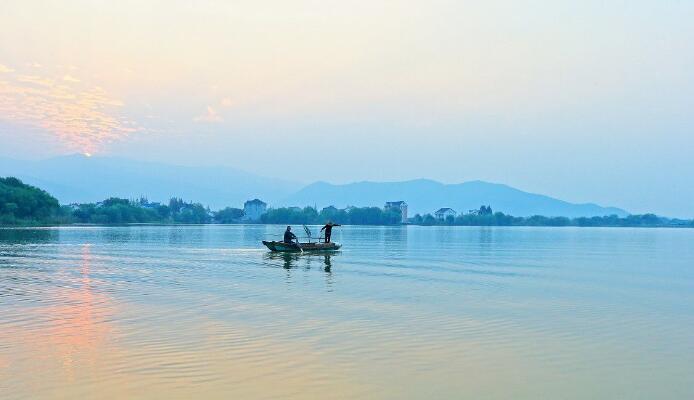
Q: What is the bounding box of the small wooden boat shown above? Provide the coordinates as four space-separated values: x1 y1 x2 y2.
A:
262 240 341 252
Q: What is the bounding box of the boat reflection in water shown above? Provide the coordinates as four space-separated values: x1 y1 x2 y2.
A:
265 252 336 272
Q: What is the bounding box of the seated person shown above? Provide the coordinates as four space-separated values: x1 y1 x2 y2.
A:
283 226 298 244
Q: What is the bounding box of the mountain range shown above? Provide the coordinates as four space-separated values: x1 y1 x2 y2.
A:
283 180 628 217
0 154 628 217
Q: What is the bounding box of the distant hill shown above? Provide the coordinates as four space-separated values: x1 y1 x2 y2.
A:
0 156 628 217
0 154 300 209
281 179 628 218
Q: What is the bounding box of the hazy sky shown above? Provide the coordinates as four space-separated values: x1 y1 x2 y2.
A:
0 1 692 216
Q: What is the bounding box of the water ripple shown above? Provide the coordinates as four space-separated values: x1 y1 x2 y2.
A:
1 225 693 399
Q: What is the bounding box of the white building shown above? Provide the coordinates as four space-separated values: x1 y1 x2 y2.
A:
435 207 457 221
384 201 408 224
243 199 267 221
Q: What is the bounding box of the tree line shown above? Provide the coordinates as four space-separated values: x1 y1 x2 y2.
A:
262 205 693 228
0 177 238 225
71 197 217 224
410 206 692 228
1 176 692 227
261 206 403 225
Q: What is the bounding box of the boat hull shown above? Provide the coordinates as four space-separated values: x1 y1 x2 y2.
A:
262 241 341 252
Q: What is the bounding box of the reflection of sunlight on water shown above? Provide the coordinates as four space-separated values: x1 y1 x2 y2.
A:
1 244 120 396
1 226 693 399
48 244 111 378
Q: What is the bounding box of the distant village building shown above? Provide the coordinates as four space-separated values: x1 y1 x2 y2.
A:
384 201 408 224
435 208 457 221
142 202 162 209
243 199 267 221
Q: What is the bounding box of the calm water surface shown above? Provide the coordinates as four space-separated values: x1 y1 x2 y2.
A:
1 225 692 399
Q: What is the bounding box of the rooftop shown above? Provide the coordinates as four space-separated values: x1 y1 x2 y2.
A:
244 199 266 206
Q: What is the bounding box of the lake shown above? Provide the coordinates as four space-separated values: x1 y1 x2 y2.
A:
1 225 692 399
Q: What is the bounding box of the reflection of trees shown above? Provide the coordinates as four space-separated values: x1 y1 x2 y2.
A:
0 228 58 244
476 227 493 256
384 225 408 254
384 225 407 243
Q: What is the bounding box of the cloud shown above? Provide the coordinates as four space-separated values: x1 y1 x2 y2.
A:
0 64 14 73
194 106 223 123
62 74 80 83
17 75 54 87
0 67 141 154
220 97 233 107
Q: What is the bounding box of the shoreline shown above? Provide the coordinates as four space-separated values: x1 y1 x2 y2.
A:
1 222 693 229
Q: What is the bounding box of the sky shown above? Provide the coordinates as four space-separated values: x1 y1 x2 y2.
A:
0 0 693 217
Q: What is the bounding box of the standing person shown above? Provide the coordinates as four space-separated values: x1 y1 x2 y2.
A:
283 226 297 244
320 221 341 243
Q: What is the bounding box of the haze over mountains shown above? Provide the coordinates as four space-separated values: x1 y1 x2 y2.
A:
0 154 298 210
284 180 628 218
0 155 628 217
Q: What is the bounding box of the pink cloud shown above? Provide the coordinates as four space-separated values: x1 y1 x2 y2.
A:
62 75 80 83
194 106 223 123
0 66 142 154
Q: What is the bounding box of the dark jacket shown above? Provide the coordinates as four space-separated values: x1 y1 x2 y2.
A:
283 230 297 243
320 223 341 234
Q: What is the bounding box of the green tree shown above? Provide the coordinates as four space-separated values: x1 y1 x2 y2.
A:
215 207 244 223
422 214 437 225
0 177 61 225
174 203 211 224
